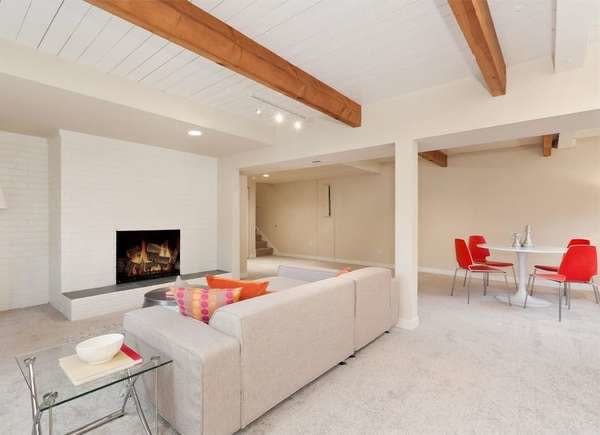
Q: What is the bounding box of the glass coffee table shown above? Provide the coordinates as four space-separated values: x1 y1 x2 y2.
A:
15 340 172 435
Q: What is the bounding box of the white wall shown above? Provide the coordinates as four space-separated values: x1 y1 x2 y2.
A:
218 45 600 275
419 139 600 273
217 45 599 330
0 131 49 310
255 163 395 266
54 130 218 293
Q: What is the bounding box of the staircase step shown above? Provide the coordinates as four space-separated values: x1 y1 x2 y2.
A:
256 240 267 248
256 247 273 257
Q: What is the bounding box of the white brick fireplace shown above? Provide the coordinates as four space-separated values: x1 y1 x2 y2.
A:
48 130 219 318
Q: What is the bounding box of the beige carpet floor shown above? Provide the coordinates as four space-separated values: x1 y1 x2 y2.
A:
2 270 600 434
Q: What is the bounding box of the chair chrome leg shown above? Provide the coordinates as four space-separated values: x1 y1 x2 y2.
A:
530 270 537 296
558 283 563 322
450 267 459 296
463 270 468 287
592 282 600 304
512 265 518 290
467 273 472 304
567 283 572 310
483 273 488 296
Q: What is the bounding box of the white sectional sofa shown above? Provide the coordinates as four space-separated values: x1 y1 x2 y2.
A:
124 266 399 435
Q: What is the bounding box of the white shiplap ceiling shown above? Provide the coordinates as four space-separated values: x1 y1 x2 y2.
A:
0 0 589 125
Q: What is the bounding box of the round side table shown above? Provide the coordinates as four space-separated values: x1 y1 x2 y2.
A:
143 288 177 308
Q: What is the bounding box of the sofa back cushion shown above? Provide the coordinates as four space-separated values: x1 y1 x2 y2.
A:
209 277 355 427
276 265 338 282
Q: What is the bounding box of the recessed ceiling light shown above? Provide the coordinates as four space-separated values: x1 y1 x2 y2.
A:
293 120 303 130
312 160 321 164
262 174 270 178
274 113 284 123
188 129 203 136
256 108 262 115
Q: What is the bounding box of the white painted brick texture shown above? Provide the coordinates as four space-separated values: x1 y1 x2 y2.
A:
58 131 218 292
0 132 49 310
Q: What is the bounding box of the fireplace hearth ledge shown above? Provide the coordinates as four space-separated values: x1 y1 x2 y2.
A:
64 270 227 300
62 269 229 321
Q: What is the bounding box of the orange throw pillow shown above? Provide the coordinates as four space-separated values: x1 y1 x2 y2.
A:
206 275 269 301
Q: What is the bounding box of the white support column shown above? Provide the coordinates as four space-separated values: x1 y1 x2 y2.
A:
394 140 419 329
248 180 257 259
217 158 241 277
239 175 249 278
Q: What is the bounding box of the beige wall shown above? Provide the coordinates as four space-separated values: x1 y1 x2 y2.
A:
419 138 600 272
256 163 395 266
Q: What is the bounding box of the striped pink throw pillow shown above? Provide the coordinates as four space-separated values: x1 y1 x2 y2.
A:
174 287 242 323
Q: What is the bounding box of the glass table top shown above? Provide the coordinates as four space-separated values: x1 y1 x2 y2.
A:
15 340 172 411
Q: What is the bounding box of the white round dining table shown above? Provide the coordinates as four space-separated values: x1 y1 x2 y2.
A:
480 244 567 307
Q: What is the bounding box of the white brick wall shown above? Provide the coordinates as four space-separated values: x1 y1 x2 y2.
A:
0 132 49 310
56 130 218 293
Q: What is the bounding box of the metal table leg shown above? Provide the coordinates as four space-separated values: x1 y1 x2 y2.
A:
24 357 42 435
151 356 160 434
24 355 163 435
129 374 152 435
42 393 57 435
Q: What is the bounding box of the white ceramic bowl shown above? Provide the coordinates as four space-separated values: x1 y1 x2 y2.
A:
76 333 124 365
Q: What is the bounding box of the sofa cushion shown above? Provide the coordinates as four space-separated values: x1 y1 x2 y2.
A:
175 287 242 323
276 265 338 282
258 276 308 292
206 275 268 300
209 277 355 427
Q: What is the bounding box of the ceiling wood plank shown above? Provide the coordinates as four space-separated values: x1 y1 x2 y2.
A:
419 151 448 167
85 0 362 127
448 0 506 96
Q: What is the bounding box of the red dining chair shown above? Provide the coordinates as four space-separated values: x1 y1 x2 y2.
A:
529 238 591 296
524 245 599 321
468 235 517 290
451 239 510 304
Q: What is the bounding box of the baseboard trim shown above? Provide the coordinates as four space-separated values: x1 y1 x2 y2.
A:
396 316 419 330
274 252 394 269
418 266 596 292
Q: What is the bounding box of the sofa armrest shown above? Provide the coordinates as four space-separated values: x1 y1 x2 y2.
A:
276 265 338 282
342 267 396 349
124 307 241 435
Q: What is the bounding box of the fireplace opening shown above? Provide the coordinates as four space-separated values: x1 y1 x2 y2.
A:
116 229 180 284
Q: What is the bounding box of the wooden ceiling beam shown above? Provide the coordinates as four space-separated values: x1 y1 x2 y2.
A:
448 0 506 96
542 134 559 157
85 0 361 127
419 151 448 167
